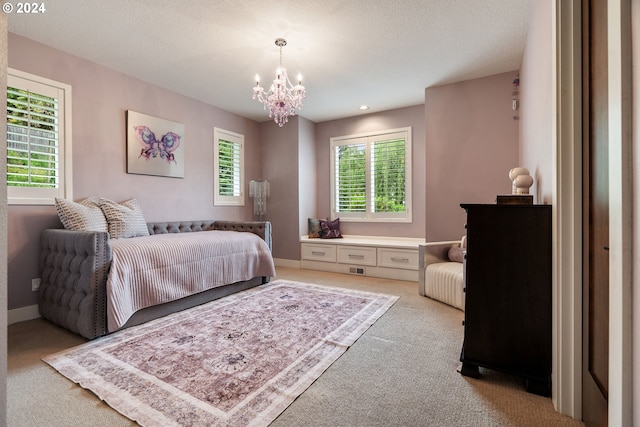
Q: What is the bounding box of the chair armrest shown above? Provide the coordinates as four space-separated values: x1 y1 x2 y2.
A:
419 241 461 267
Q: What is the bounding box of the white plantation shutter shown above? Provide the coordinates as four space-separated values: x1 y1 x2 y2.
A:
7 87 59 187
371 136 406 213
334 142 366 213
7 69 72 205
330 127 411 222
218 140 241 196
213 128 244 206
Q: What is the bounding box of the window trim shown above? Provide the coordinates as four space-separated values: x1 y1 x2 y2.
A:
213 127 245 206
330 127 412 223
7 68 73 205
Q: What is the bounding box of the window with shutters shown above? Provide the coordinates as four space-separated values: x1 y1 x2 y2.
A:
7 69 72 205
330 127 412 222
213 127 244 206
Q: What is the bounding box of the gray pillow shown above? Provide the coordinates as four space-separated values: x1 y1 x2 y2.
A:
55 197 108 232
308 218 322 238
448 246 465 263
98 198 150 239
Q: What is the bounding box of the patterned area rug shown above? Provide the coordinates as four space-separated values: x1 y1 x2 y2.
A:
43 279 398 426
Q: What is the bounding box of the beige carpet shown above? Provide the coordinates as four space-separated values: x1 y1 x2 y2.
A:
8 267 584 427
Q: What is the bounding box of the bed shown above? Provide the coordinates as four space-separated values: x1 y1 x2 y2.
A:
39 219 275 339
418 237 466 311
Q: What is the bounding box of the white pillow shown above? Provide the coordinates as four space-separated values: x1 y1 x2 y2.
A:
98 198 150 239
54 197 108 232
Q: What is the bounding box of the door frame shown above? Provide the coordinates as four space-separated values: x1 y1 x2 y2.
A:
554 0 633 424
605 1 633 425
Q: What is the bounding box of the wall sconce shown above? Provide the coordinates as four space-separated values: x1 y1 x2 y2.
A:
249 180 270 220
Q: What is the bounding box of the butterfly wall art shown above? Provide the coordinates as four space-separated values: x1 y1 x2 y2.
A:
126 110 185 178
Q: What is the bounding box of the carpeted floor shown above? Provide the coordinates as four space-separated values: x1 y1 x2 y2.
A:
8 267 585 427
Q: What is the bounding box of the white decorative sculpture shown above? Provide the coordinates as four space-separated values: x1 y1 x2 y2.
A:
509 167 534 195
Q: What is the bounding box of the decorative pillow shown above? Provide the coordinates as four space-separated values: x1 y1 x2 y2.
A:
98 198 150 239
308 218 323 238
54 197 108 232
448 246 465 263
320 218 343 239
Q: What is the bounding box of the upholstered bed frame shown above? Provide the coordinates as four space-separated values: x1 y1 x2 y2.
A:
39 220 272 339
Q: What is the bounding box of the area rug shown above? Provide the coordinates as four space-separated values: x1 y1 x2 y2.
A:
43 279 398 426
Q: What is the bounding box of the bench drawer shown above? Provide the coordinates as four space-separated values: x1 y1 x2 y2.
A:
377 248 419 270
337 245 377 266
301 243 337 262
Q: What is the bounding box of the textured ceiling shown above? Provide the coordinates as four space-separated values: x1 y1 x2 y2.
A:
7 0 532 123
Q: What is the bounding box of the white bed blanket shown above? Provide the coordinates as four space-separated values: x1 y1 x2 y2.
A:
107 230 276 331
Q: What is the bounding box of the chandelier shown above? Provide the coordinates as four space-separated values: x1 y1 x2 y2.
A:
252 38 306 127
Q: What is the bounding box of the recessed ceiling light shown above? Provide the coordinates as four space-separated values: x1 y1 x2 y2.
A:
359 105 369 111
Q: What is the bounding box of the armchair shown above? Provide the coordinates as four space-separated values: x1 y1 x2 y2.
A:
418 238 466 311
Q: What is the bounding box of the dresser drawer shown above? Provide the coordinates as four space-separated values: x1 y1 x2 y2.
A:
337 245 377 266
377 248 419 270
301 243 337 262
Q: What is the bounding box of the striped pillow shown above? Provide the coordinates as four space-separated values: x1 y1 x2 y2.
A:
98 198 150 239
55 197 108 232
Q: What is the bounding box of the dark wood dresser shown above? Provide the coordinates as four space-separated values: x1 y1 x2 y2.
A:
459 203 552 396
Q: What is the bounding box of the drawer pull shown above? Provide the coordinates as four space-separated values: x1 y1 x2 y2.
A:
348 254 365 259
391 257 410 263
311 251 326 256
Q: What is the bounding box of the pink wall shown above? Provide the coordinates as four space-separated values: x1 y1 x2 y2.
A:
314 105 426 239
259 116 317 262
298 117 317 242
519 0 554 204
7 34 264 309
424 72 520 242
259 117 301 260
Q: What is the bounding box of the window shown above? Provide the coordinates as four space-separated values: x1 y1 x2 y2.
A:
7 69 72 205
213 127 244 206
330 127 412 222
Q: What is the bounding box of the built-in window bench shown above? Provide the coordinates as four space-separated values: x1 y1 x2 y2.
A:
300 235 425 281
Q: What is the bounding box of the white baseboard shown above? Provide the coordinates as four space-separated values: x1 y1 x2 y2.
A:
8 304 40 325
274 258 301 269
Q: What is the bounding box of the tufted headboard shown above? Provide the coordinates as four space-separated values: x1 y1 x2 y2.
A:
147 220 272 251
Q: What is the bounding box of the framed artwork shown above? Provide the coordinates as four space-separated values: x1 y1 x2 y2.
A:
126 110 185 178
